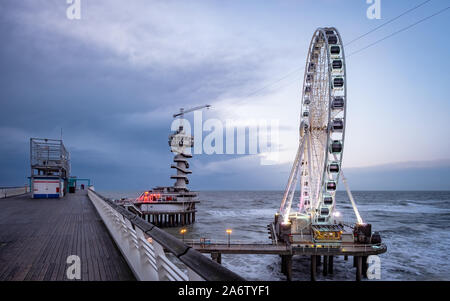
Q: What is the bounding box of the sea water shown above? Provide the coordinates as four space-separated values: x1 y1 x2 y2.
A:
100 190 450 281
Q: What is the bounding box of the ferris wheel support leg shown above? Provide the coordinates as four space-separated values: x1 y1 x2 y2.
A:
306 133 314 213
340 169 364 224
281 137 306 220
279 142 302 213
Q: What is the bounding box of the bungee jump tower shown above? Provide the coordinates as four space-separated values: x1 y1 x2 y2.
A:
127 105 211 228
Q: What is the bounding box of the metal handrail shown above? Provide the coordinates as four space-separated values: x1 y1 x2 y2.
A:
183 238 386 249
88 187 244 281
0 186 28 189
184 239 271 245
0 186 30 199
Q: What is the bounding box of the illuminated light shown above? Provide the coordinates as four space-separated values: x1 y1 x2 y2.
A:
226 229 232 247
282 214 291 224
333 211 341 217
144 191 149 195
180 228 187 243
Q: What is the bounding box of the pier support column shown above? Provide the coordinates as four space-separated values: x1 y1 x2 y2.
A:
362 256 368 278
280 256 286 274
211 252 222 264
323 256 328 276
284 255 292 281
317 255 321 266
328 256 334 275
344 255 348 261
310 255 317 281
356 256 362 281
353 256 357 267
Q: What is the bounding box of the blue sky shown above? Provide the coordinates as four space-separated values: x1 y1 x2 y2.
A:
0 0 449 190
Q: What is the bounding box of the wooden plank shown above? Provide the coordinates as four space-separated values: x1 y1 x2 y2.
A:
0 191 135 281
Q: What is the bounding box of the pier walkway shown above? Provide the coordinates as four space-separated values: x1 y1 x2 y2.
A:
189 242 387 256
0 190 135 281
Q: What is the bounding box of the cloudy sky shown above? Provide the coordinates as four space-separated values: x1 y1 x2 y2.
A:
1 0 449 191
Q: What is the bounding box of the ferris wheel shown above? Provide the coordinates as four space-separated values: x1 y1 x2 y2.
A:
279 27 347 226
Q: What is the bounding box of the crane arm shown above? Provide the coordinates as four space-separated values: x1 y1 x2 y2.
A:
173 105 211 118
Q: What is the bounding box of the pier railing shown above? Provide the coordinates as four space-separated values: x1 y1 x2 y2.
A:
184 239 270 245
87 187 244 281
0 186 30 199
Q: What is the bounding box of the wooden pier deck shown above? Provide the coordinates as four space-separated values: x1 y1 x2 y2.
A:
0 190 135 281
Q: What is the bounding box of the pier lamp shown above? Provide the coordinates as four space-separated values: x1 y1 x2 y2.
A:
226 229 232 247
180 228 187 242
